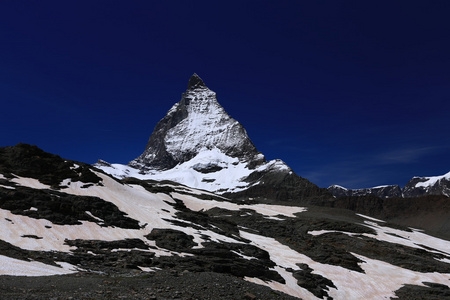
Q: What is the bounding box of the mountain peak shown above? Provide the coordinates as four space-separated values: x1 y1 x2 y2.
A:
129 74 259 171
102 74 328 201
187 73 207 90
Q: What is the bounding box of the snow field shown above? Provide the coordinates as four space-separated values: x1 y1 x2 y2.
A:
0 255 78 276
3 172 450 298
241 231 450 300
2 172 303 275
97 147 291 194
172 192 306 217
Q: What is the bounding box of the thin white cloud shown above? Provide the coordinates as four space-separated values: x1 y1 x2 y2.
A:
375 146 438 164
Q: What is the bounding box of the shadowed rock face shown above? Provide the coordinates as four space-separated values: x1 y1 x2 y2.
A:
0 143 102 187
224 169 332 204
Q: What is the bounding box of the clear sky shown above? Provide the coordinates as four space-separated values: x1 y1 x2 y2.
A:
1 1 449 189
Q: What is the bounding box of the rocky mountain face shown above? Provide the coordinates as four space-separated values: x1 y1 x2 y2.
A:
403 172 450 198
1 143 450 299
98 74 330 203
129 74 259 171
328 172 450 199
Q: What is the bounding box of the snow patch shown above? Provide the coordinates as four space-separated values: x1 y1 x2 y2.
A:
356 213 386 223
0 255 78 276
172 192 306 218
0 184 15 190
11 176 51 189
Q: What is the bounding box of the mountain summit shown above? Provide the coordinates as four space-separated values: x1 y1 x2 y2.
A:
187 72 207 89
98 74 328 201
129 73 259 171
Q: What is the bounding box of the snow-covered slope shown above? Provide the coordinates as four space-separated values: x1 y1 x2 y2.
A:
98 149 288 194
1 144 450 299
96 74 328 202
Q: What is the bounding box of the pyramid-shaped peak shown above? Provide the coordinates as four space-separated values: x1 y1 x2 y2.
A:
187 73 207 90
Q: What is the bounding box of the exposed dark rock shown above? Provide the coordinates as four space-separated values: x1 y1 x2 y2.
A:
152 240 284 284
63 239 155 272
122 177 176 195
290 263 336 299
393 281 450 299
167 197 247 242
21 235 43 239
0 185 140 228
0 143 102 188
193 163 223 173
145 228 197 251
65 238 151 252
225 169 333 204
187 73 207 89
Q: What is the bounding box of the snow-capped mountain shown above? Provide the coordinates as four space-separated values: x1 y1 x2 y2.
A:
97 74 329 202
328 171 450 199
403 171 450 198
130 73 259 170
1 144 450 299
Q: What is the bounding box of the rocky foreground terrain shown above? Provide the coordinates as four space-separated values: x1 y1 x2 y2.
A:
1 270 450 300
0 270 299 300
0 144 449 299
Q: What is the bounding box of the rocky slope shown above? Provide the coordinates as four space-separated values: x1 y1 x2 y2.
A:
97 74 330 203
1 144 450 299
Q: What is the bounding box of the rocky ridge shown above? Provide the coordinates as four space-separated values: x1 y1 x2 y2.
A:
328 171 450 199
328 184 403 199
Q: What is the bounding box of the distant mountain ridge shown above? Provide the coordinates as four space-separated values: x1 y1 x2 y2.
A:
328 171 450 199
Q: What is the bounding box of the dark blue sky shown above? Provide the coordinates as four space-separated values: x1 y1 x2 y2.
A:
1 1 449 189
